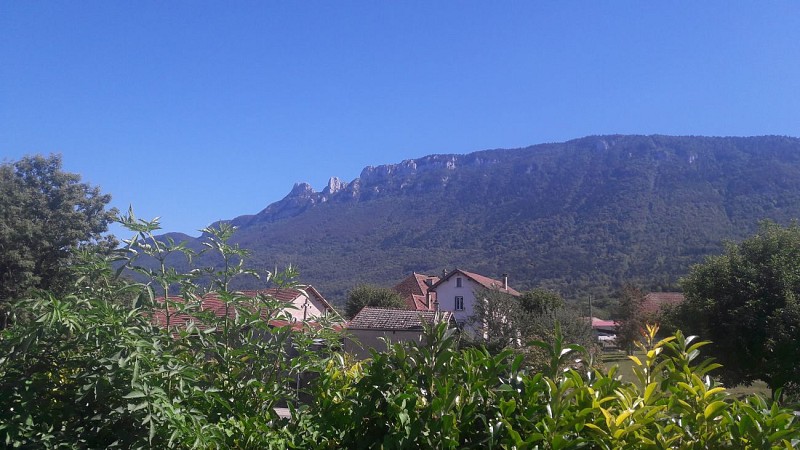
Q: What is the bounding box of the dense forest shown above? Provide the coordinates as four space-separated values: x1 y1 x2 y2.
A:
158 135 800 309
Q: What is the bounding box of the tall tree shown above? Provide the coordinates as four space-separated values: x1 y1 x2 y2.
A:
519 288 565 316
0 154 116 324
468 288 521 353
344 284 405 318
614 284 646 355
470 288 594 370
678 220 800 395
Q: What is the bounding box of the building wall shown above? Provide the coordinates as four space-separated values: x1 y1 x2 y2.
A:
343 329 426 360
433 276 480 328
285 294 328 321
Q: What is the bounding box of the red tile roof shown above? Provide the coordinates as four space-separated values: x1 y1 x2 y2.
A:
589 317 617 328
392 272 439 310
151 287 338 330
642 292 684 315
346 307 454 331
432 269 521 297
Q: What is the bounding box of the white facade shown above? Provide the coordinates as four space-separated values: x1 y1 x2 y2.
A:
429 270 519 334
433 275 480 327
285 292 330 322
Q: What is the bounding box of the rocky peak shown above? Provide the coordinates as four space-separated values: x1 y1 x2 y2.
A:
324 177 348 195
289 182 315 198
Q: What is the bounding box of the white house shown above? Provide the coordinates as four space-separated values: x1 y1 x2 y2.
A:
428 269 521 329
342 269 519 357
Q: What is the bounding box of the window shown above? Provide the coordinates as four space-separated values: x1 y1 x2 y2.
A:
456 277 462 288
455 296 464 311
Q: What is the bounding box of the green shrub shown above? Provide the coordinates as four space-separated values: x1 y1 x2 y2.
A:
291 323 799 449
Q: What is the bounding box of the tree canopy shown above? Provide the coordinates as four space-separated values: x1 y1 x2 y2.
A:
519 288 565 316
0 155 116 320
469 288 594 370
344 283 405 318
679 220 800 395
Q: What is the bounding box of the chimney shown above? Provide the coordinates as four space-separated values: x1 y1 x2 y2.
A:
503 273 508 291
441 269 447 279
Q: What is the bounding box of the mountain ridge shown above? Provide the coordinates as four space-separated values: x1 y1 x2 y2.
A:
176 134 800 310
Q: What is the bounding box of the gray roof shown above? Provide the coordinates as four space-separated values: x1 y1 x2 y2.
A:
347 307 454 330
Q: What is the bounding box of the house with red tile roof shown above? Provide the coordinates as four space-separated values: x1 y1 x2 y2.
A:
428 268 521 330
391 269 520 328
152 286 341 330
344 306 455 359
590 317 617 331
392 272 440 311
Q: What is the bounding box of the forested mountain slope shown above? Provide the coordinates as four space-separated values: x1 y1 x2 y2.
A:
160 135 800 308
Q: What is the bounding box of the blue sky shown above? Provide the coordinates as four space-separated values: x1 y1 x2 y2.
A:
2 2 799 236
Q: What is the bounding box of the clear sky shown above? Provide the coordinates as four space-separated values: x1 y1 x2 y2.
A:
2 2 799 236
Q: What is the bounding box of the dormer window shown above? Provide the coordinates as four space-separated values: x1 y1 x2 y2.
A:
456 277 462 288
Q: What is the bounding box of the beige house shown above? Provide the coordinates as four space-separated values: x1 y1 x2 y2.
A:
344 307 455 360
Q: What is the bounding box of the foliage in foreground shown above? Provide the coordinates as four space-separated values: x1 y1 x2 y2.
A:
0 214 336 449
4 297 799 450
1 215 799 448
288 323 799 449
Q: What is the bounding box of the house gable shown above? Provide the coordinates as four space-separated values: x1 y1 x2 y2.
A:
430 269 521 297
429 269 520 328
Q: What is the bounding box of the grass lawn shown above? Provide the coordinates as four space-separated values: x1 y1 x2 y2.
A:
600 349 771 400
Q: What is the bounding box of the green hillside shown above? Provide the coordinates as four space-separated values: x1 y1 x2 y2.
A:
159 135 800 309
